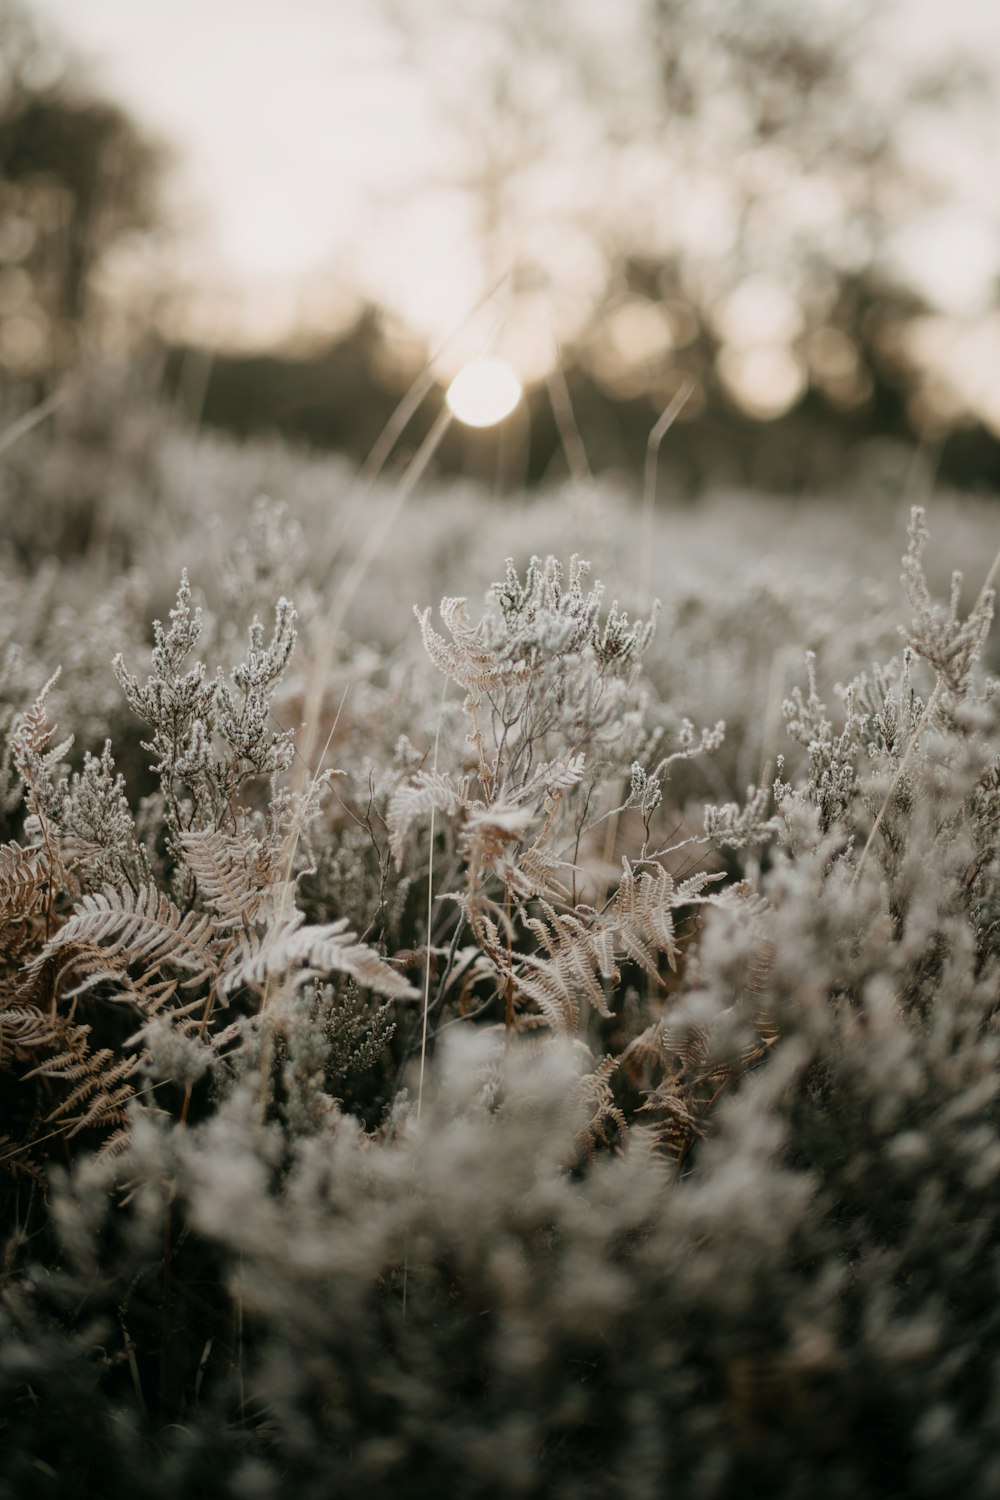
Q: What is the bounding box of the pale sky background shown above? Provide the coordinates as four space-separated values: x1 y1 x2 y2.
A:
23 0 1000 415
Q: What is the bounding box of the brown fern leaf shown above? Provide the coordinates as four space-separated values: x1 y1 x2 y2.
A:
660 1016 716 1073
0 841 48 928
415 601 531 696
571 1054 627 1157
745 945 776 997
443 892 506 975
178 828 280 930
41 1046 138 1137
8 995 182 1165
387 771 468 870
638 1080 702 1162
0 992 144 1173
28 885 219 991
220 913 417 1000
611 860 723 977
49 951 193 1026
0 1004 69 1069
619 1019 667 1086
10 670 71 770
461 803 534 878
22 1025 105 1082
19 939 124 1011
98 1124 135 1159
503 841 573 903
516 902 619 1034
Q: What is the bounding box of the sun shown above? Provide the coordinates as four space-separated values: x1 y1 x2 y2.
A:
445 357 522 428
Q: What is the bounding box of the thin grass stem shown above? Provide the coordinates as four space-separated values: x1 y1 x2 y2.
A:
640 381 693 604
416 676 448 1124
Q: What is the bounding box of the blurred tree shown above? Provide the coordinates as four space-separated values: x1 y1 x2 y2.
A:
386 0 996 448
157 0 998 492
0 0 164 383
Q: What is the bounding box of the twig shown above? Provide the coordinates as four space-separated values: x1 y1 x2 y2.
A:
640 381 693 605
0 385 71 460
546 358 592 492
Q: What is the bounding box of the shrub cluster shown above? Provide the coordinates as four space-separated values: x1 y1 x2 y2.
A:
0 407 998 1498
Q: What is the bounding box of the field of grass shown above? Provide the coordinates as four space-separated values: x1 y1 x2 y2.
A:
1 386 999 1498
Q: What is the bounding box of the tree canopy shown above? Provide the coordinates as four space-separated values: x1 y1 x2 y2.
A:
0 0 164 381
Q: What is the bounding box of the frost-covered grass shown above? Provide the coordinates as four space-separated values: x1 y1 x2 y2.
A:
1 390 999 1499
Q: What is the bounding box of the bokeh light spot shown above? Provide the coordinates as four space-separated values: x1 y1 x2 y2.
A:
446 358 522 428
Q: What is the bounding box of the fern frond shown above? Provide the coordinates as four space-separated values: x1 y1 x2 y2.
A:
30 884 218 989
178 828 279 929
611 860 723 975
414 603 530 696
0 1004 69 1068
10 669 71 769
461 803 534 877
221 913 417 1000
638 1081 702 1160
20 940 183 1023
43 1047 137 1135
58 960 190 1022
520 752 588 800
388 770 468 869
24 1031 106 1081
571 1055 627 1156
0 841 47 927
98 1124 134 1159
619 1019 666 1084
516 903 618 1033
503 842 573 902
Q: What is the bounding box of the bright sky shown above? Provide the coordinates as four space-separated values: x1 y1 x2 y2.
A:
29 0 485 346
25 0 1000 396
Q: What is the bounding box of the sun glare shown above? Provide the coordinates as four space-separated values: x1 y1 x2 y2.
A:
445 357 522 427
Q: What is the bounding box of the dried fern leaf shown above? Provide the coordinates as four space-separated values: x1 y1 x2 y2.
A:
23 1029 104 1081
0 1004 66 1067
610 860 723 975
414 602 527 696
30 884 218 989
11 669 72 769
388 770 467 869
619 1020 666 1082
44 1050 137 1136
221 913 417 1000
639 1081 702 1160
524 752 588 799
0 841 47 927
461 803 534 875
502 842 573 902
515 904 618 1032
571 1055 627 1156
178 828 279 930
